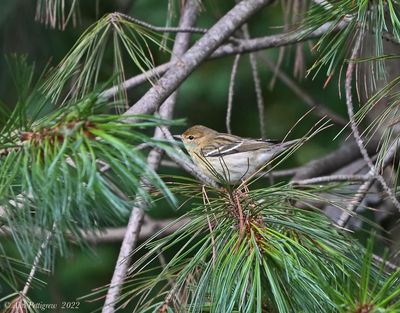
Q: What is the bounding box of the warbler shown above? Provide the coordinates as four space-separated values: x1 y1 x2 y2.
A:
177 125 299 184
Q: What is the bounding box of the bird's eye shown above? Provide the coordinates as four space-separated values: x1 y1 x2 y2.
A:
188 135 194 140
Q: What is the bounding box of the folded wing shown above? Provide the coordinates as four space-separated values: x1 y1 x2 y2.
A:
202 138 284 157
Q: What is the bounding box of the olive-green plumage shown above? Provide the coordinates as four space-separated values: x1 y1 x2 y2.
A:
179 125 298 184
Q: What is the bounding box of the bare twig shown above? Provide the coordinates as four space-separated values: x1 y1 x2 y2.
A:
372 253 399 271
336 175 374 227
158 279 182 313
81 217 189 243
268 0 291 90
232 0 266 137
160 159 301 179
265 167 302 178
241 24 266 139
0 217 189 244
249 51 266 139
292 174 367 185
226 54 241 134
344 33 400 214
22 224 55 297
115 12 207 34
211 20 348 59
100 63 171 100
337 139 400 227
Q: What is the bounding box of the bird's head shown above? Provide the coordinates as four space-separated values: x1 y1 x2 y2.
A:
178 125 217 151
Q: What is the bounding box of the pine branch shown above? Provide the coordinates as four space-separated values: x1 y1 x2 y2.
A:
121 183 358 312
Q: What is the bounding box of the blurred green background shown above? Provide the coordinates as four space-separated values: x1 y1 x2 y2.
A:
0 0 348 312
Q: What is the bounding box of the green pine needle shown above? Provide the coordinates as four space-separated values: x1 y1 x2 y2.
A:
102 182 370 313
0 93 182 264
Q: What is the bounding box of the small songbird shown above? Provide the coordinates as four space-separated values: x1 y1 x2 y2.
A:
177 125 299 184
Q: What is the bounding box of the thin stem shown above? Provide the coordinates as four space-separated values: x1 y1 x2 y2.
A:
160 159 301 179
21 224 55 297
345 32 400 215
336 175 374 227
249 51 266 139
77 217 189 244
226 54 241 134
242 24 266 139
114 12 207 34
372 253 399 271
292 174 367 185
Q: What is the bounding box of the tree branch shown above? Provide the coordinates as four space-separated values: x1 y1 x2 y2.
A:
337 139 400 227
292 140 378 180
292 174 367 185
102 3 201 312
81 217 189 244
211 20 348 58
344 32 400 214
102 21 348 101
125 0 274 118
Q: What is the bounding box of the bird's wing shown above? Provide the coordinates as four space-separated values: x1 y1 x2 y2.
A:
202 138 281 157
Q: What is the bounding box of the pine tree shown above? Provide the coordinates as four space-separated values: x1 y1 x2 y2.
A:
1 1 400 312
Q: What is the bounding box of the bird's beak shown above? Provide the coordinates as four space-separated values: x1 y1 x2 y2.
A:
173 135 182 140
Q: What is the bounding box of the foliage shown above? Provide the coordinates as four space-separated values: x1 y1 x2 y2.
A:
35 0 80 30
332 238 400 313
0 57 181 264
41 11 169 106
85 182 361 312
305 0 400 81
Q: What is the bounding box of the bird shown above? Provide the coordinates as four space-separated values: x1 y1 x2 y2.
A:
176 125 299 184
